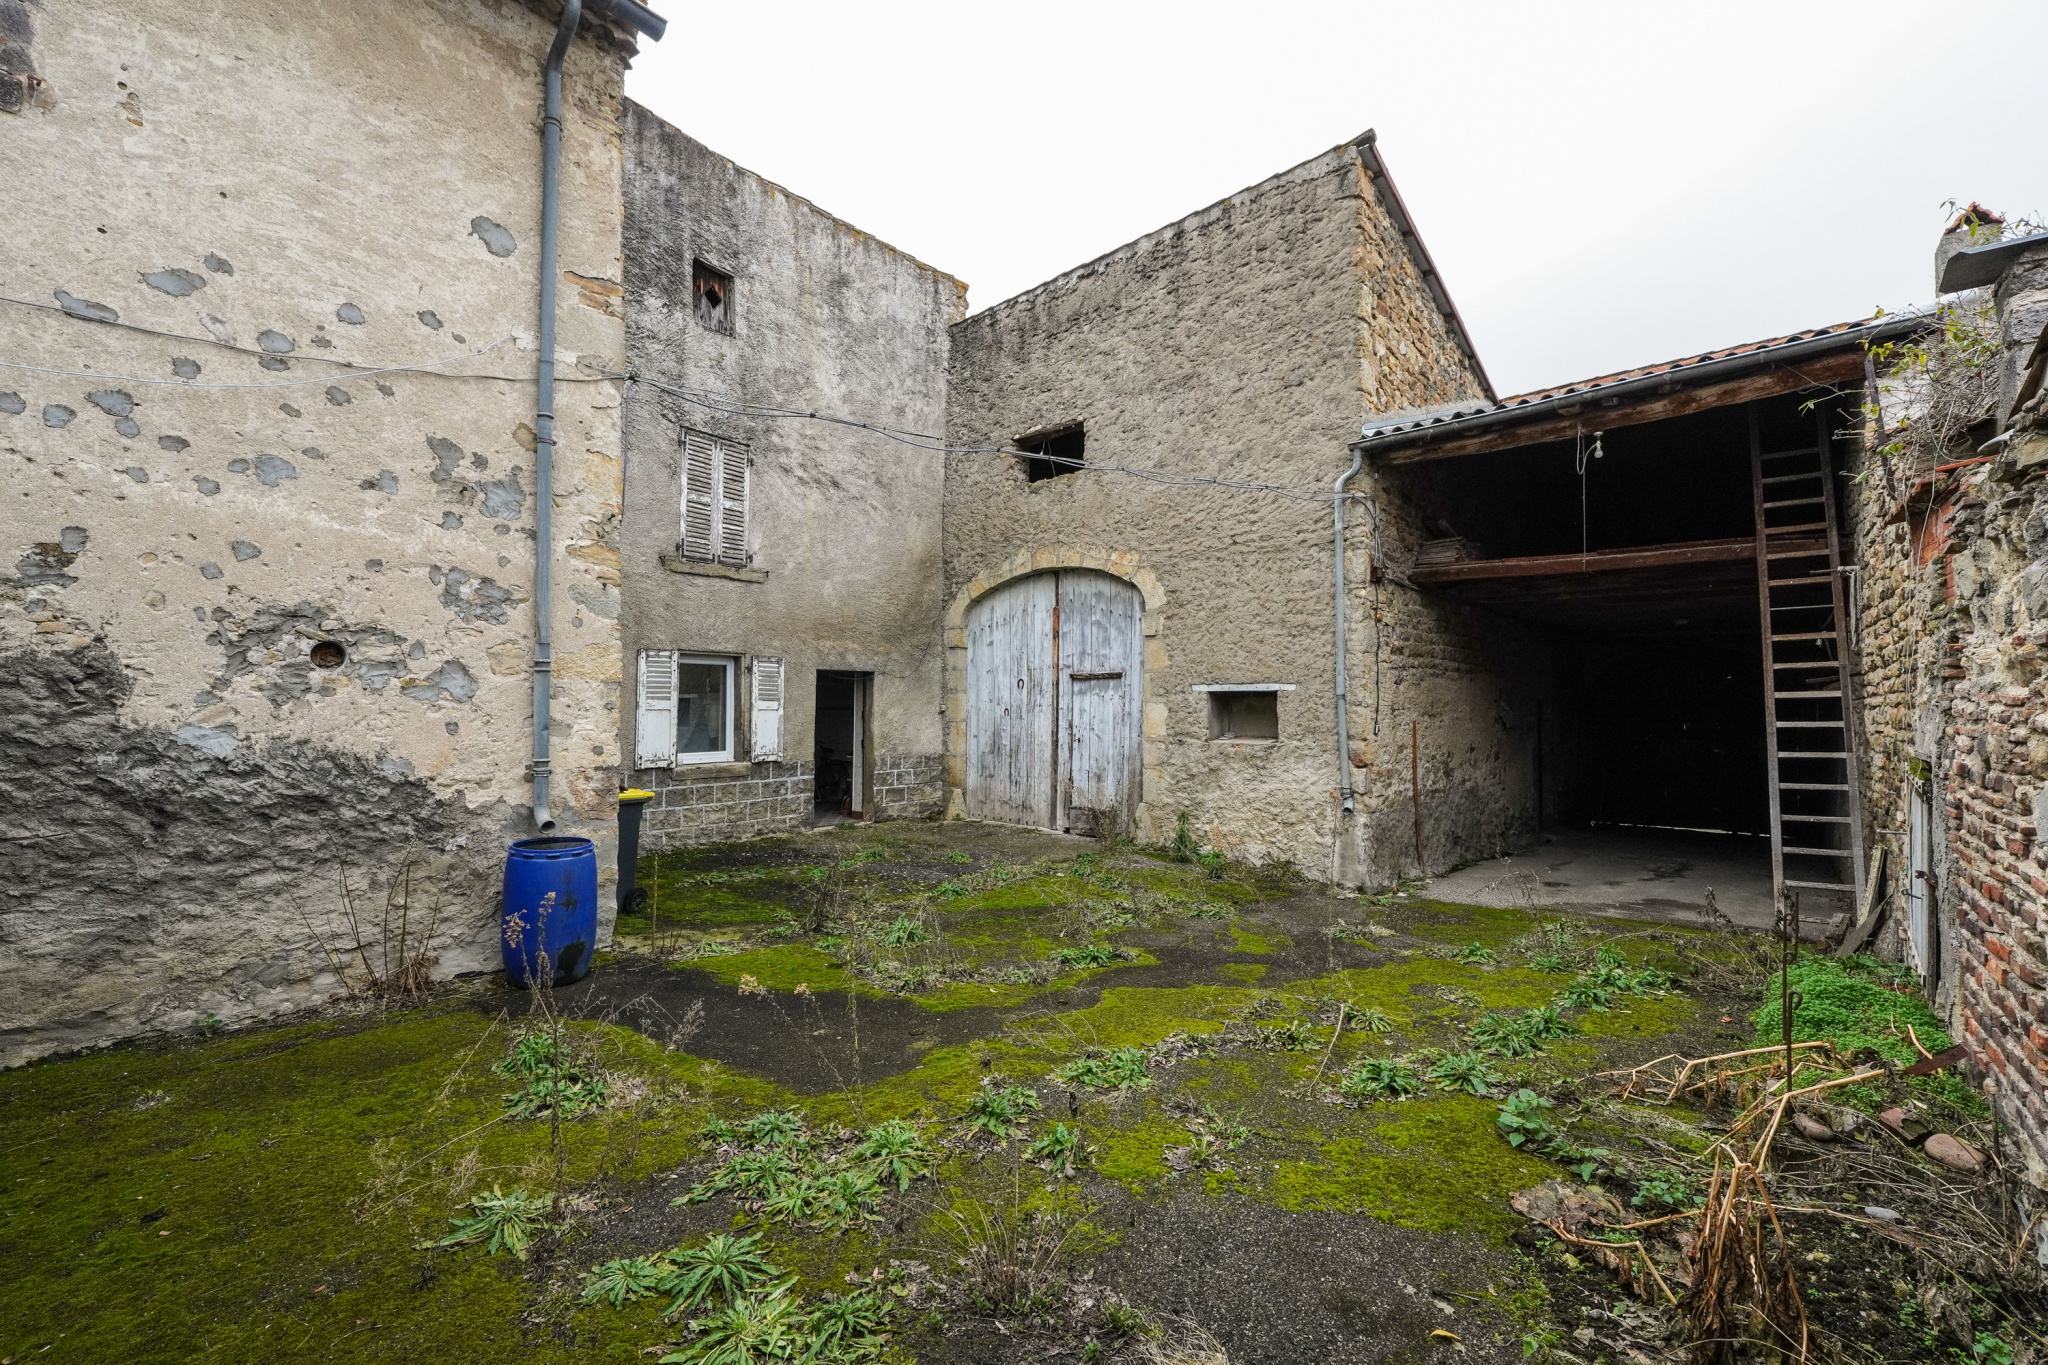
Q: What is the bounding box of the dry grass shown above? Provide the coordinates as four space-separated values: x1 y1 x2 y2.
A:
1136 1316 1230 1365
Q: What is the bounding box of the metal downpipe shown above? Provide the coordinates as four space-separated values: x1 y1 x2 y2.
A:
1333 449 1364 821
530 0 581 834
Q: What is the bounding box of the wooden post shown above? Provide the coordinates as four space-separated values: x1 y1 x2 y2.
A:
1411 720 1423 869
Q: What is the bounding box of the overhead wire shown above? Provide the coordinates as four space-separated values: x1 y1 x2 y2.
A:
0 291 1366 503
618 371 1360 504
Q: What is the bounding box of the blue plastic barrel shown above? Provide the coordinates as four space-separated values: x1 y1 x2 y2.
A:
502 836 598 988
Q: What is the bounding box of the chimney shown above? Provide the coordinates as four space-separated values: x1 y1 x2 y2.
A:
1936 202 2007 293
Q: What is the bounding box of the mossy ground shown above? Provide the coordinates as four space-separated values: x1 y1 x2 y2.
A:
3 821 1761 1365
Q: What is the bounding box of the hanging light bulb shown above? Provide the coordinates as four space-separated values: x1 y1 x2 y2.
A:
1592 431 1606 460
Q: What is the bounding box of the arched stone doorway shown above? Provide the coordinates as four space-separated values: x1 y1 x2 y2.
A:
965 569 1143 835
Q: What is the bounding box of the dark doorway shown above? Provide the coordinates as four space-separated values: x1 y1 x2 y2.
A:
814 671 870 825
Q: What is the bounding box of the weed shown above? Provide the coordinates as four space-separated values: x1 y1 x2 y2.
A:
1055 1045 1153 1091
1529 953 1571 974
943 1181 1085 1318
1028 1122 1086 1176
1451 942 1496 965
1338 1058 1424 1100
664 1284 806 1363
582 1255 668 1307
1969 1333 2016 1365
1469 1006 1574 1058
1054 943 1124 969
1137 1316 1230 1365
1556 979 1615 1012
1425 1052 1499 1095
801 1290 894 1362
814 937 845 953
1351 1006 1395 1033
1101 1300 1149 1337
944 850 974 864
1170 811 1201 864
660 1233 782 1315
810 1169 884 1230
881 915 929 947
963 1077 1042 1138
430 1185 554 1260
1231 1018 1315 1052
849 1118 936 1191
1630 1171 1701 1212
1494 1090 1610 1180
740 1109 810 1149
494 1029 612 1119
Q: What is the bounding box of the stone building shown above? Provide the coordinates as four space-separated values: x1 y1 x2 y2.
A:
618 106 962 851
0 0 661 1063
942 134 1500 884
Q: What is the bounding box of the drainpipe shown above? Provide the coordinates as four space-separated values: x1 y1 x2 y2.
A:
1333 450 1365 817
528 0 582 834
528 0 663 833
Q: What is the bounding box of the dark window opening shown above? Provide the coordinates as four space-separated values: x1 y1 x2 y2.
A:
1208 690 1278 741
1018 425 1084 482
693 260 732 334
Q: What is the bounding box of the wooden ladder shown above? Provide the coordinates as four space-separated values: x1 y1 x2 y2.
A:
1750 402 1866 908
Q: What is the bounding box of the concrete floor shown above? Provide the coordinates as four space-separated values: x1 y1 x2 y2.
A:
1426 825 1787 931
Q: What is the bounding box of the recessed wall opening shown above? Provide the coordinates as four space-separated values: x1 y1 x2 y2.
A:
309 640 345 669
1017 424 1084 482
1207 689 1279 740
1394 387 1863 926
814 670 871 825
693 259 732 334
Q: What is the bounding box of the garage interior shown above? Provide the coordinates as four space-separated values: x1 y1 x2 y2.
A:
1383 380 1866 931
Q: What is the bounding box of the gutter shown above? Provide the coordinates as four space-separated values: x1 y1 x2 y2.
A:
1353 131 1496 403
1351 311 1932 458
529 0 662 833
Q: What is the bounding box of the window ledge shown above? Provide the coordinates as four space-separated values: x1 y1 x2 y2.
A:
1210 737 1279 746
660 554 766 583
670 760 755 779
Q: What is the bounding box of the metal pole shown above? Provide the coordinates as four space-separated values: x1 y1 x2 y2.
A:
1411 719 1423 870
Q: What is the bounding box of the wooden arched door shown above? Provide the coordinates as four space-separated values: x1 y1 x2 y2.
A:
965 570 1142 834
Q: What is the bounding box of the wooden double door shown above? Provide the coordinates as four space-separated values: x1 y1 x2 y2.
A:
965 570 1142 834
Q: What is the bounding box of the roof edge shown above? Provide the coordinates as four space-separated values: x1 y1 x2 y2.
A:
1352 131 1495 403
1351 311 1934 455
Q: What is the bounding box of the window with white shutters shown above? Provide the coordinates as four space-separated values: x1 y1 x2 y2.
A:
679 428 750 567
635 650 678 768
750 657 784 762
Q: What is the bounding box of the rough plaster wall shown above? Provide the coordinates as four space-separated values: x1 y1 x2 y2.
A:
944 143 1496 882
0 0 631 1062
620 104 961 850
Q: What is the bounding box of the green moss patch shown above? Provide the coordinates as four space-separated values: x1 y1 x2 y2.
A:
1267 1096 1555 1235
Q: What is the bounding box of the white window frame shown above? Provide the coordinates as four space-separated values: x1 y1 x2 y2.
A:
680 429 751 567
673 653 737 766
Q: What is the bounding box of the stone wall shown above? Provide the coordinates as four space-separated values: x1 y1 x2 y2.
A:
943 137 1504 884
1850 247 2048 1184
0 0 636 1063
619 107 960 851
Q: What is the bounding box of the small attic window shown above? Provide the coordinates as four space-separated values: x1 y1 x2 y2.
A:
693 260 733 334
1017 424 1084 483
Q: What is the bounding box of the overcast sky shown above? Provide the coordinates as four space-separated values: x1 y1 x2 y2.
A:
625 0 2045 400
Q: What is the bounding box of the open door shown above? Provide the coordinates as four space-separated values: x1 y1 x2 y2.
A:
814 671 872 824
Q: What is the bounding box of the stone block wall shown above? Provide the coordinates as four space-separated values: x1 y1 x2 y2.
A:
943 136 1497 885
640 761 815 849
872 754 944 821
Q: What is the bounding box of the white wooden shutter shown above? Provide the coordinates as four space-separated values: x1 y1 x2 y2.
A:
750 656 784 762
635 650 678 767
681 432 718 560
717 443 750 566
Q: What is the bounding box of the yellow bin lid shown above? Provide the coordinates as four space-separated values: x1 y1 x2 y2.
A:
619 789 657 803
